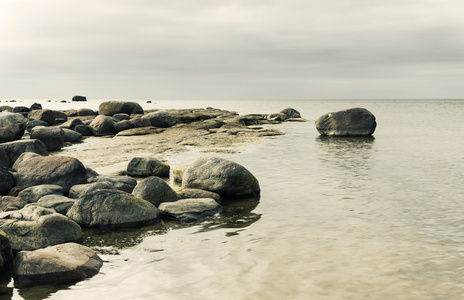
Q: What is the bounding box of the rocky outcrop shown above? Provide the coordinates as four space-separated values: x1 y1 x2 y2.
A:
0 167 15 195
158 198 223 222
98 101 144 116
0 140 48 167
30 126 65 151
0 206 82 252
182 157 260 198
18 184 64 203
126 157 170 177
89 115 116 136
13 152 87 193
142 110 177 128
66 189 160 228
0 112 27 143
13 242 102 287
315 108 377 136
132 176 179 207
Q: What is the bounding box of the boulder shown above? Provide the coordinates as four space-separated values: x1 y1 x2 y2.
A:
0 167 15 195
26 119 49 133
89 115 116 136
0 139 48 167
13 152 87 193
132 176 178 207
0 230 13 272
112 113 130 121
115 127 164 136
0 106 13 112
0 206 82 252
13 106 30 114
0 112 27 143
173 164 189 183
315 108 377 136
62 128 83 142
30 103 42 110
77 108 96 116
142 110 177 128
126 157 170 177
72 95 87 102
182 157 260 198
18 184 64 203
158 198 223 222
280 108 301 119
30 126 65 151
0 196 27 211
68 181 117 199
87 176 137 193
61 118 84 130
74 124 93 136
36 195 75 214
98 101 144 116
66 189 160 228
0 148 9 168
129 117 152 128
113 120 134 133
13 242 102 287
27 109 57 125
177 188 222 204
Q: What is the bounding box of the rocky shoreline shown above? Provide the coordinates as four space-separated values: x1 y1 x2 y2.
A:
0 100 305 288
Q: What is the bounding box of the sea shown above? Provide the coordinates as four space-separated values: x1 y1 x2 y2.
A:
2 98 464 300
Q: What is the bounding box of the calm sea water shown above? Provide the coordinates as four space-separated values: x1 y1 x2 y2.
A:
4 99 464 299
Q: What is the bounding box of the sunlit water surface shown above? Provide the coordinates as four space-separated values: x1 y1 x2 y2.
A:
3 99 464 300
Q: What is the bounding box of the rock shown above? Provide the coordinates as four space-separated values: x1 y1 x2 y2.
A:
0 206 82 252
30 126 65 151
0 230 13 271
280 108 301 119
0 149 9 168
0 139 48 167
0 112 27 143
112 113 130 121
89 115 116 136
74 124 93 136
113 120 134 133
61 118 84 130
13 106 30 114
18 185 64 203
177 188 222 204
173 164 189 183
7 186 23 197
66 189 160 228
52 111 68 123
115 127 164 136
0 167 15 195
0 106 13 112
130 117 152 128
68 181 117 199
77 108 95 116
132 176 178 207
13 152 87 193
158 198 223 222
27 109 57 125
267 112 287 122
87 176 137 193
0 196 27 211
182 157 260 198
36 195 75 214
62 128 83 142
72 95 87 102
315 108 377 136
127 157 170 177
85 168 99 179
98 101 144 116
30 103 42 110
13 242 102 287
142 110 177 128
26 119 49 133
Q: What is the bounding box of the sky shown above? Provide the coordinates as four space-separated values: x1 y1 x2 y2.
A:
1 0 464 100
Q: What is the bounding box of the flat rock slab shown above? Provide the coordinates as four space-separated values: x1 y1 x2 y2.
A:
13 242 103 287
158 198 223 222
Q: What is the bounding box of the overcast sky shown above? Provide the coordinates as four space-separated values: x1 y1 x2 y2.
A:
1 0 464 100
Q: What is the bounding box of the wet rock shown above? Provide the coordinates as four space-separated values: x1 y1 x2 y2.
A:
30 126 65 151
13 242 102 287
0 140 48 167
0 230 13 272
132 176 179 207
158 198 222 222
87 176 137 193
127 157 170 177
18 184 64 203
27 109 57 125
0 206 82 252
62 128 83 142
0 112 27 143
315 108 377 136
142 110 177 128
67 189 160 228
89 115 116 136
13 152 87 193
0 196 27 211
36 195 75 214
98 101 144 116
182 157 260 198
177 188 222 204
0 167 15 195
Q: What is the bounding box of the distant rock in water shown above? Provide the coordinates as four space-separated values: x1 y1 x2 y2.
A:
315 108 377 136
72 95 87 102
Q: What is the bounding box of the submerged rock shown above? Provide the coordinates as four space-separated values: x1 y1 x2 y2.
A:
158 198 223 222
315 108 377 136
13 242 102 287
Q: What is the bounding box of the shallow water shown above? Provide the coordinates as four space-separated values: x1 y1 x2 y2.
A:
3 99 464 299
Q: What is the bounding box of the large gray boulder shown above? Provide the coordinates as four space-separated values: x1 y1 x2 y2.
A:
127 157 170 177
66 189 160 228
98 101 144 116
13 152 87 193
18 184 64 203
0 167 15 195
132 176 179 207
30 126 65 151
13 242 102 287
142 110 177 128
182 157 260 198
0 112 27 143
27 109 57 125
315 108 377 136
89 115 116 136
0 206 82 252
0 139 48 167
158 198 223 222
87 176 137 193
